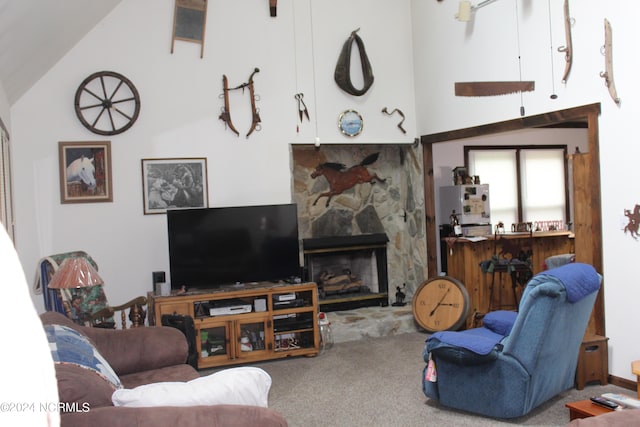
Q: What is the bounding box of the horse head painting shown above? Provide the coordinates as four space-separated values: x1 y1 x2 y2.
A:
311 152 385 207
66 156 96 190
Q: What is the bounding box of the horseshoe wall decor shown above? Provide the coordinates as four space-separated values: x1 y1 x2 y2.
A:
334 28 374 96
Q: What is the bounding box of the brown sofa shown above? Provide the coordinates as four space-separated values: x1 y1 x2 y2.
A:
567 410 640 426
41 311 288 427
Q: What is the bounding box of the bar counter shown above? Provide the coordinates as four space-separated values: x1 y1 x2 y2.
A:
441 231 574 328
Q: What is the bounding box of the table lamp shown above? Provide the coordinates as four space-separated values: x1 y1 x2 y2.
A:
48 257 104 289
48 257 105 324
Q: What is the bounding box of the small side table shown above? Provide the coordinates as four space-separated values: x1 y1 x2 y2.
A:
565 399 614 420
575 334 609 390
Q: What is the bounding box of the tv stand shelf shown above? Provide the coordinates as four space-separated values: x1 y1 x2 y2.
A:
149 282 319 369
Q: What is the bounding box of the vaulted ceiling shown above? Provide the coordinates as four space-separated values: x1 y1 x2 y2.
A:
0 0 121 105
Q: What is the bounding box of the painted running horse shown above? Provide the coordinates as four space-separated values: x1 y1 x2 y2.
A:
311 152 385 207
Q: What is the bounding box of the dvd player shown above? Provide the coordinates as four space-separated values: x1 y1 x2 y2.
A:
273 298 305 309
209 298 253 316
210 305 252 316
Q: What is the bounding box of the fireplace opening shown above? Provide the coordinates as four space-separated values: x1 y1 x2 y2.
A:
303 234 389 312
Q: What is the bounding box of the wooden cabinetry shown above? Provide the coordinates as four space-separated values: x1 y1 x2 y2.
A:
442 232 574 328
575 334 609 390
150 282 319 369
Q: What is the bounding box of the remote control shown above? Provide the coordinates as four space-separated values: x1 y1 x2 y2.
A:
590 396 619 410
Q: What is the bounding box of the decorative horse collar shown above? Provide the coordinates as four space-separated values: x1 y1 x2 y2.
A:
334 28 374 96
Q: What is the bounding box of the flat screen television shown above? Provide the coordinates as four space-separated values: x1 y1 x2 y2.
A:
167 203 301 290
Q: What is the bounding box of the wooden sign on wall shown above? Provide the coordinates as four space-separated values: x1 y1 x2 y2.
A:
171 0 208 58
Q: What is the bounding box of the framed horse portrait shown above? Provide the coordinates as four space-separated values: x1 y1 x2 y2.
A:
141 157 208 214
58 141 113 204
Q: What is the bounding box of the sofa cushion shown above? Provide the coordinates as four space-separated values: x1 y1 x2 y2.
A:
112 367 272 408
45 324 122 390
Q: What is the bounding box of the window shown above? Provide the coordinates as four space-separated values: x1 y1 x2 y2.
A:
0 118 14 241
466 146 568 230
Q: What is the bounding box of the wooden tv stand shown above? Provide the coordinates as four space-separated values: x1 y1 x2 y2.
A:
149 282 319 369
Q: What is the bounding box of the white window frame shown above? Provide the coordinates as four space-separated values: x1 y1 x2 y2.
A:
466 145 569 230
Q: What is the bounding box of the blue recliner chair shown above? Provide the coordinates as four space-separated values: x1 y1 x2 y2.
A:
422 262 602 419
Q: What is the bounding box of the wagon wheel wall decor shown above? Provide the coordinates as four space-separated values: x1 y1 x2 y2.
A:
74 71 141 135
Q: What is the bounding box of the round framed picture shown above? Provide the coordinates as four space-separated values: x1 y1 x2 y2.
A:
338 110 363 137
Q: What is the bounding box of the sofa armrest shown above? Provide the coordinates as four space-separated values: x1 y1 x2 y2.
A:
566 408 639 426
61 405 288 427
83 326 189 376
41 311 189 376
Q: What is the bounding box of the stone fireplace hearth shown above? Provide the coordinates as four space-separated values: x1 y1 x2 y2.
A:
291 144 427 307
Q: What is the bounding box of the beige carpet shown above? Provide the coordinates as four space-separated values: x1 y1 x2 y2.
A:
202 331 630 427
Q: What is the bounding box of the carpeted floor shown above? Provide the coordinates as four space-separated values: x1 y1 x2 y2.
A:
203 331 631 427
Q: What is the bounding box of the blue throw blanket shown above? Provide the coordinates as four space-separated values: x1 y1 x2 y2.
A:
45 324 122 390
431 327 505 355
539 262 600 303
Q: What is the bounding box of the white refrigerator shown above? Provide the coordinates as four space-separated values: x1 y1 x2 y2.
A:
440 184 491 227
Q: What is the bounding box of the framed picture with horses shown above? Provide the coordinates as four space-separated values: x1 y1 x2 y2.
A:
141 157 208 214
58 141 113 204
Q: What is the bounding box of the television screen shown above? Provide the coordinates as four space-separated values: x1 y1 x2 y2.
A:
167 204 301 290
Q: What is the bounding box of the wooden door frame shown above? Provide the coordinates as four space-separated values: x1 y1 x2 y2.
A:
420 103 604 334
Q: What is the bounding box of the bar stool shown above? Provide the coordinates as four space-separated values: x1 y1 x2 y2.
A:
480 225 533 312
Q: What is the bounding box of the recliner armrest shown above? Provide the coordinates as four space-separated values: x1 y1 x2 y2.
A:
424 327 505 366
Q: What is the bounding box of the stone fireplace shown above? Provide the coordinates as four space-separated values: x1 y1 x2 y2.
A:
303 233 389 312
291 144 427 309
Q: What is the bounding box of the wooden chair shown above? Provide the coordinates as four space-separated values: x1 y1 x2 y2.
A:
36 251 147 329
58 285 147 329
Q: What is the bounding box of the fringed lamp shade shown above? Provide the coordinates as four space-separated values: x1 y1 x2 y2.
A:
48 257 104 289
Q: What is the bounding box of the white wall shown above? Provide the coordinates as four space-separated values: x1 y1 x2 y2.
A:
412 0 639 382
10 1 416 314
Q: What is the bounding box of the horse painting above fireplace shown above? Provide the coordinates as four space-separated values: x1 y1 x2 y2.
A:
310 152 385 207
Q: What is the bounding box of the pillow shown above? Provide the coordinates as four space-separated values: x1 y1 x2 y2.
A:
112 367 272 408
45 324 122 390
482 310 518 336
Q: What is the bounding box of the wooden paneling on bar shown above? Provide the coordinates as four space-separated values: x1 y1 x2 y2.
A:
442 232 574 328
